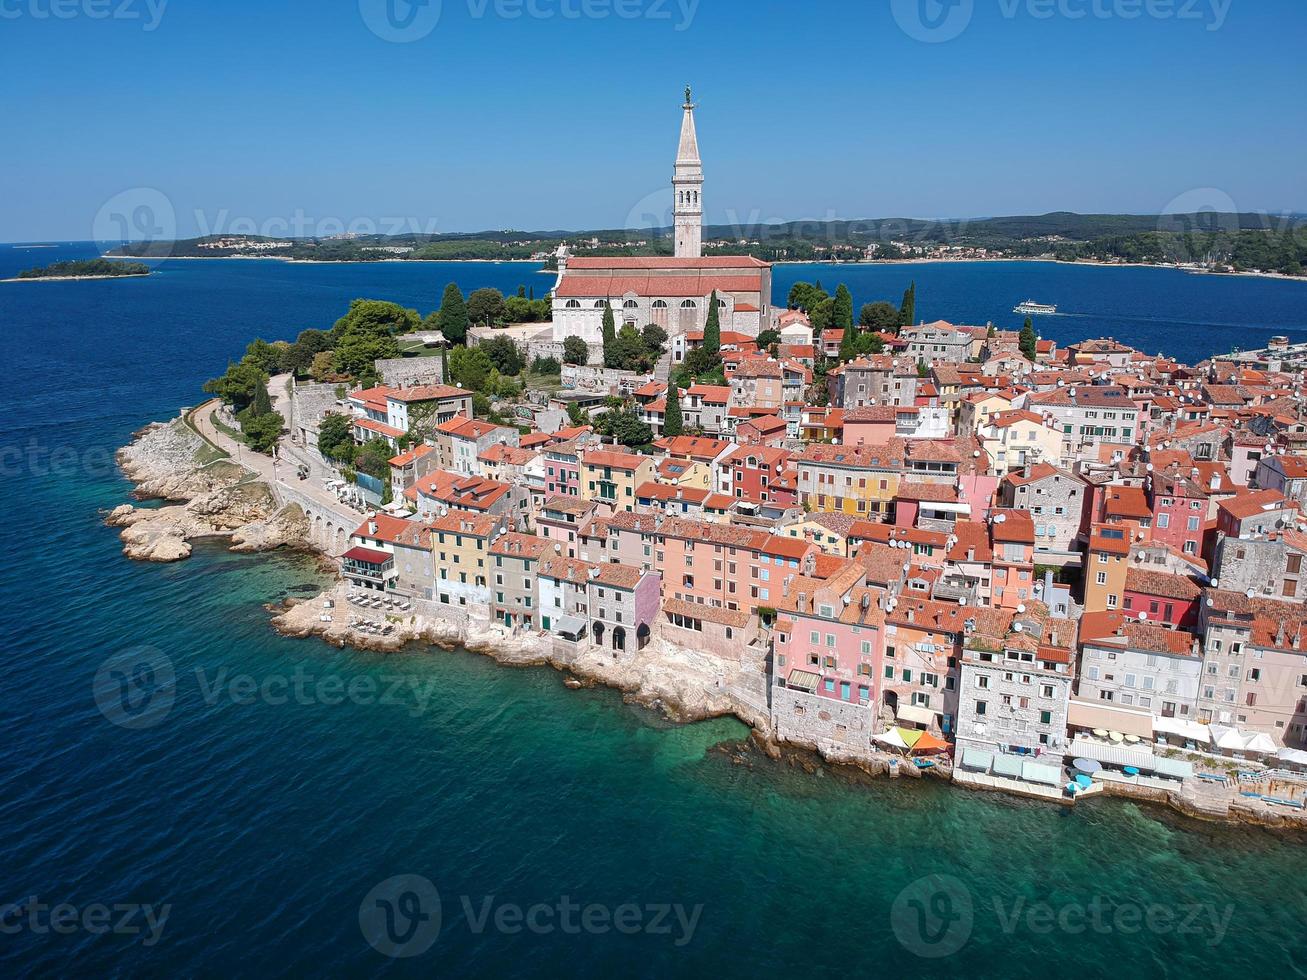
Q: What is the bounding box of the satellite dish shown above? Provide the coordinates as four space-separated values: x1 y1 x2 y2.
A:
1139 611 1148 621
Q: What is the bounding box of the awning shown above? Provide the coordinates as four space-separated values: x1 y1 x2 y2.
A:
1069 738 1156 770
920 501 972 514
960 748 992 772
896 703 938 726
1151 757 1194 780
1152 716 1211 743
911 731 950 754
341 546 393 565
1022 761 1063 787
1277 747 1307 767
1067 699 1153 739
897 727 924 749
1211 726 1278 756
873 727 911 750
992 754 1022 778
787 669 820 693
553 615 587 639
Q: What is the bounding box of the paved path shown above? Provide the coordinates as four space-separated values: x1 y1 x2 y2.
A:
189 395 363 525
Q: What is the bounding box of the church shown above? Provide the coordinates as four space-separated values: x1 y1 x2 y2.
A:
549 90 775 348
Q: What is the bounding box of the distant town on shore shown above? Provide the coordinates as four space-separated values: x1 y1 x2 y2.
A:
107 208 1307 279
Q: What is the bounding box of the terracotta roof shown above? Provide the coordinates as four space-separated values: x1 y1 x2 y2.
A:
1125 568 1202 600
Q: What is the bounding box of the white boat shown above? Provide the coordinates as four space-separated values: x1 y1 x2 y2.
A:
1014 300 1057 315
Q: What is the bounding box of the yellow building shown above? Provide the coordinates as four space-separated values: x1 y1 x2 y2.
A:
795 442 905 519
784 513 859 556
977 409 1063 476
1083 523 1131 614
429 511 502 609
580 448 656 513
958 390 1014 437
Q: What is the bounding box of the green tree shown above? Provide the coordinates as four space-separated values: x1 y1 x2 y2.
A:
601 302 617 368
563 335 590 365
436 283 469 345
702 290 721 364
236 409 283 455
898 281 916 330
317 412 356 462
449 345 493 391
833 284 853 330
838 322 860 362
613 322 650 371
641 323 668 354
859 301 900 330
244 338 284 375
1020 317 1038 361
809 296 835 334
250 379 273 417
203 358 269 412
354 438 394 480
597 408 653 448
467 287 506 327
330 299 411 380
566 401 586 426
480 335 524 375
756 328 780 349
663 385 683 437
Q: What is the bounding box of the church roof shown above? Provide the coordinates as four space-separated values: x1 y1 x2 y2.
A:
554 273 763 298
565 256 768 269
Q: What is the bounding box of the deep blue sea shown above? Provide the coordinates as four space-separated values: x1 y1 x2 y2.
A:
2 243 1306 977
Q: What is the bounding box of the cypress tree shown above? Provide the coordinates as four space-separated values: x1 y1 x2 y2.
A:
437 283 469 345
1020 317 1038 361
251 380 272 417
703 290 721 364
838 322 859 362
663 385 683 437
898 281 916 330
833 283 853 330
601 301 616 368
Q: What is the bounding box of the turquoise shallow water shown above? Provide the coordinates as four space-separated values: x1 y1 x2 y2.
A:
1 244 1306 976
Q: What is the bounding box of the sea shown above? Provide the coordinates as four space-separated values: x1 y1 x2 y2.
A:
1 242 1305 977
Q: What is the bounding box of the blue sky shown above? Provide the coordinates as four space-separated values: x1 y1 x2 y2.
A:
2 0 1304 242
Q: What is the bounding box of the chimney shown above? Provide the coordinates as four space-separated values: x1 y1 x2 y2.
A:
368 521 378 535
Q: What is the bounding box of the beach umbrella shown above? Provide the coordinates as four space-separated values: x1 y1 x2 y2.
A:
1072 758 1102 775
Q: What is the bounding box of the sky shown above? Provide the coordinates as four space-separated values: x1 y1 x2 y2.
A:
2 0 1305 243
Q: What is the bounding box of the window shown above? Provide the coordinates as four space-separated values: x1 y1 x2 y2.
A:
975 701 987 716
680 299 697 309
652 299 668 309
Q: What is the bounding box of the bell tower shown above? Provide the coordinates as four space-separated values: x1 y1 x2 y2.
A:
673 86 703 259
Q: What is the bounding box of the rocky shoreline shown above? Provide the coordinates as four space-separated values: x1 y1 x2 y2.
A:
106 416 310 562
110 417 1307 836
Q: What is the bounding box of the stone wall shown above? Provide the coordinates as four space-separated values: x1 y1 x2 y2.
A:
561 363 653 396
289 382 345 445
771 685 876 750
377 357 445 387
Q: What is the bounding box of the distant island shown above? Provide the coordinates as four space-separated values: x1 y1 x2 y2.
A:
105 210 1307 277
12 258 152 281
